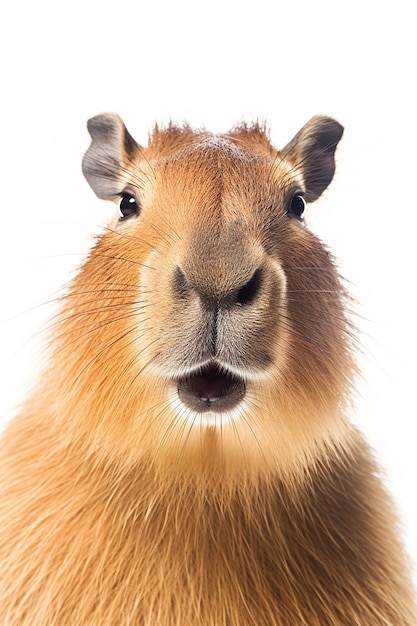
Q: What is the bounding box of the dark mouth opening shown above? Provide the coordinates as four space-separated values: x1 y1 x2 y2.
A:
177 364 246 413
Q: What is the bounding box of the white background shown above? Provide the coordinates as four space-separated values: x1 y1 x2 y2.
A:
1 0 416 585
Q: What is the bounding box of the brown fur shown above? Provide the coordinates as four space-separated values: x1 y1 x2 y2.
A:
0 115 415 624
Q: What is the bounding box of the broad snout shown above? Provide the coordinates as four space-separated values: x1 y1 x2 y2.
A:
163 236 287 416
140 218 288 419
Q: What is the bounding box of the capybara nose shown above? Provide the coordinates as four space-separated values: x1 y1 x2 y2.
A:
173 264 263 310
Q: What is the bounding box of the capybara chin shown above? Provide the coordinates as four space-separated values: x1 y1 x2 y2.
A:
0 114 415 624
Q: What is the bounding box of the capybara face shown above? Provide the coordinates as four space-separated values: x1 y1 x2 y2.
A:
75 115 352 477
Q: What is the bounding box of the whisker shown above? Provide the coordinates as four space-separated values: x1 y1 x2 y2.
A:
137 214 181 247
99 224 164 256
88 252 157 271
46 300 151 332
275 315 354 359
65 327 155 393
115 341 162 394
283 306 356 334
49 310 152 357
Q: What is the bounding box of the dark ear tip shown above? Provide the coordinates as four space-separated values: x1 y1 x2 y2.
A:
86 113 123 140
311 116 344 148
285 115 345 203
325 118 344 142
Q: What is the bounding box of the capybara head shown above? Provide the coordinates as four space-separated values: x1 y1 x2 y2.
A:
53 114 354 481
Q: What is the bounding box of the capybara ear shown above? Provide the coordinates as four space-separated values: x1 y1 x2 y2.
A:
82 113 140 199
282 116 344 202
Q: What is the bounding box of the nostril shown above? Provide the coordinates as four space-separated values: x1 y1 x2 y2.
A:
173 264 263 307
236 268 263 306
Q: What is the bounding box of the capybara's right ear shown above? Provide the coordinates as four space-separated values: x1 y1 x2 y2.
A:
82 113 140 199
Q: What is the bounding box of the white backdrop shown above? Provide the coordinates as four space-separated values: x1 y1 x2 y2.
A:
1 0 416 583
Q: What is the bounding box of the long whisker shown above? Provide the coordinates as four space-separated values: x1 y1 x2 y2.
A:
88 252 156 271
99 225 164 256
65 327 156 393
48 307 152 357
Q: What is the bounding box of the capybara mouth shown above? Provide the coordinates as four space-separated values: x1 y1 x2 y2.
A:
177 364 246 413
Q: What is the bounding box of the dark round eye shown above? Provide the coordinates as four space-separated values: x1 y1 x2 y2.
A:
288 193 306 221
118 193 139 221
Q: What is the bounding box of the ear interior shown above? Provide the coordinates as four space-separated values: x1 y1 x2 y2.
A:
82 113 140 200
283 116 344 202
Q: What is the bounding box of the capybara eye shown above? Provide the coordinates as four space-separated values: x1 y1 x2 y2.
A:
288 193 306 221
118 193 139 221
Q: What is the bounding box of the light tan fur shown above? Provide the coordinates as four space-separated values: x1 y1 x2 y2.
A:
0 115 415 624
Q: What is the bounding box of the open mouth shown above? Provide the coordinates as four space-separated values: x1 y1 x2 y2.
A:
176 364 246 413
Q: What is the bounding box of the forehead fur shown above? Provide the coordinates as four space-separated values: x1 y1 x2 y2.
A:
146 122 274 158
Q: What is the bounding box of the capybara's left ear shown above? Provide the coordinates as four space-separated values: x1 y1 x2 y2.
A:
282 116 344 202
